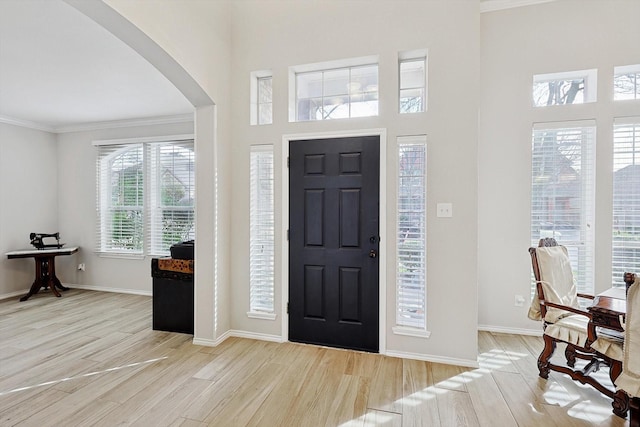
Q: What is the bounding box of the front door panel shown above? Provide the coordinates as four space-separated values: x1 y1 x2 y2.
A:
289 136 380 352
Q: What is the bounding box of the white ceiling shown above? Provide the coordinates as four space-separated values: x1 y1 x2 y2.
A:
0 0 193 133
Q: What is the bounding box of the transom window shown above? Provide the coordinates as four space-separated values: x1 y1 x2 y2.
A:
533 69 597 107
250 70 273 125
291 58 379 122
614 64 640 101
399 54 427 114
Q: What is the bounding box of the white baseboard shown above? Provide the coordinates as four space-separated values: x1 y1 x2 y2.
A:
0 284 150 301
228 330 285 343
478 324 542 337
385 350 479 369
70 284 151 297
193 329 284 348
0 289 28 301
192 337 219 347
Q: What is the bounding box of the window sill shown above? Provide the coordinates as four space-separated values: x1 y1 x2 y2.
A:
392 326 431 339
96 252 145 260
247 311 277 321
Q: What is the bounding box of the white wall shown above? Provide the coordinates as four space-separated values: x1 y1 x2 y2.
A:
478 0 640 333
55 121 194 294
230 0 480 364
104 0 233 344
0 123 58 298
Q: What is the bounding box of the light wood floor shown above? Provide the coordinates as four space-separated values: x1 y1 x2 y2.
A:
0 289 631 426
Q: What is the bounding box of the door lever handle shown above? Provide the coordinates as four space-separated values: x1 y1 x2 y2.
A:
369 249 377 259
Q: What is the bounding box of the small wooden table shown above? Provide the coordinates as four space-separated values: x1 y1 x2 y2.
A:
6 246 79 301
589 287 639 426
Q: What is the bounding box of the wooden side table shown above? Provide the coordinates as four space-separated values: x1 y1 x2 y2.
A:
6 246 79 301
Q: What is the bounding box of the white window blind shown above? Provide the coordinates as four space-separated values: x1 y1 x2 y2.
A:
612 118 640 285
96 143 144 254
249 145 275 314
95 137 194 257
396 136 427 330
531 122 595 295
147 141 195 256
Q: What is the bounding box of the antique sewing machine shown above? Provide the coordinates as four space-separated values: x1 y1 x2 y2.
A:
29 232 64 249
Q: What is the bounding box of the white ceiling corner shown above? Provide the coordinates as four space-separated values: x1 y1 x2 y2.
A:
0 0 193 133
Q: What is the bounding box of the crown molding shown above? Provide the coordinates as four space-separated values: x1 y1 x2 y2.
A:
0 113 194 134
0 115 56 133
480 0 556 13
55 113 194 133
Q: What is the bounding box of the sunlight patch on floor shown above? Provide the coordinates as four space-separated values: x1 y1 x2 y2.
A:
567 400 614 423
340 348 527 426
541 381 581 406
0 356 167 396
478 348 527 370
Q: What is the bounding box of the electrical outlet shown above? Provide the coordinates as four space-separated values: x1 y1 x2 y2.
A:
514 295 525 307
436 203 453 218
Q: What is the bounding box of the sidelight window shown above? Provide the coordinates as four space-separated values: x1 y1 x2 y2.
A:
395 136 428 334
249 145 275 317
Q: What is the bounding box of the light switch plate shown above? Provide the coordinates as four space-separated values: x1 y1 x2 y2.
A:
437 203 453 218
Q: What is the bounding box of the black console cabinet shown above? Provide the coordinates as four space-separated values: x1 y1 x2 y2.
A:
151 258 194 334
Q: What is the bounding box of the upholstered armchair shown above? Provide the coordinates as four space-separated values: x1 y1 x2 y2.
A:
528 238 626 416
528 238 595 374
614 274 640 426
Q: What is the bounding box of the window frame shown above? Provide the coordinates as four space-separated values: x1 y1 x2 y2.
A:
614 64 640 101
532 69 597 107
94 135 195 258
530 121 596 296
612 117 640 286
250 70 273 126
398 50 427 114
248 144 276 319
393 135 429 338
288 55 379 123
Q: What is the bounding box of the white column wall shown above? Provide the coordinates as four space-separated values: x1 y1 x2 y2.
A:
103 0 233 343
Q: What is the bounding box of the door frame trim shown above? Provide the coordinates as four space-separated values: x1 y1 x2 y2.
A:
281 128 387 353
